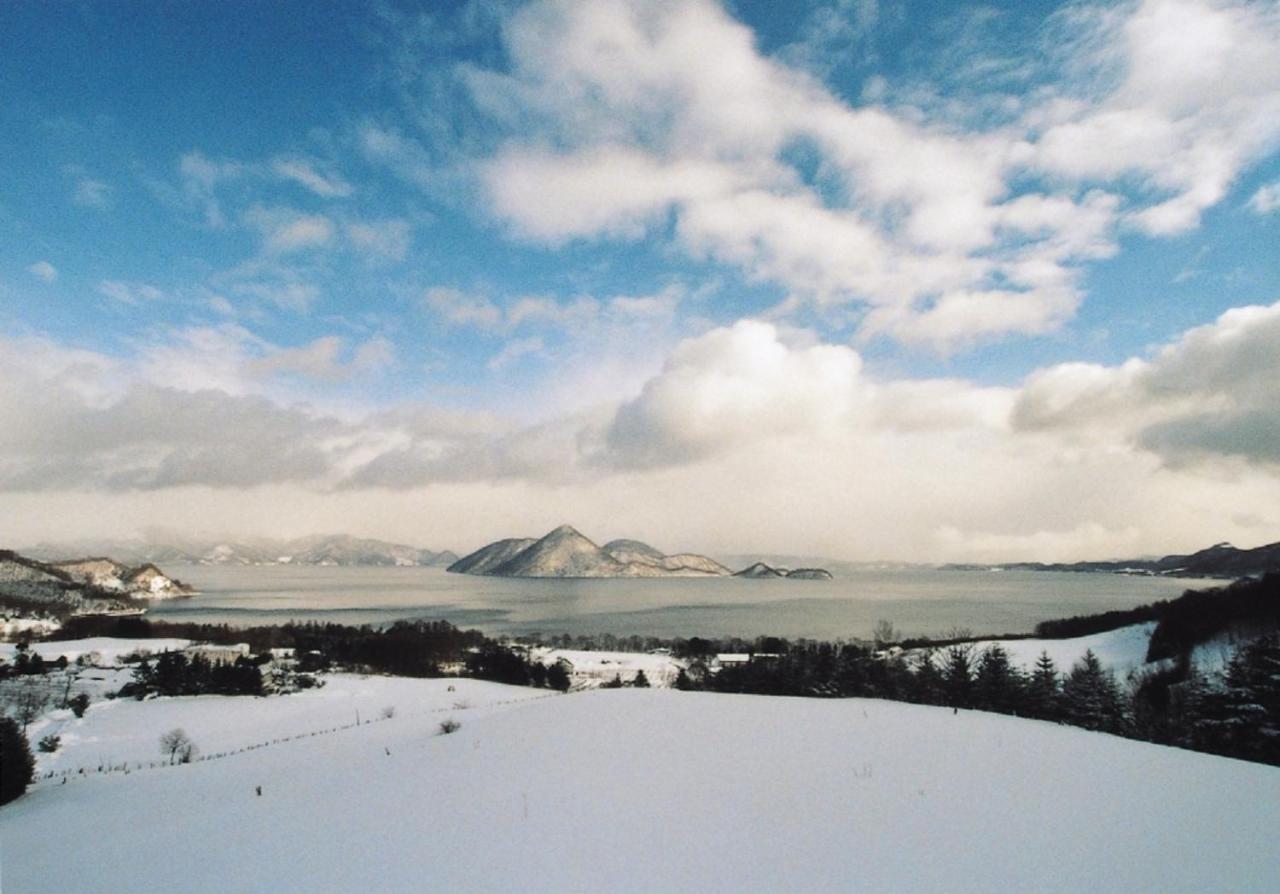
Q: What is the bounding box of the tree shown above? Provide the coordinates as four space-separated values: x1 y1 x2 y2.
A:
632 669 651 688
942 644 974 709
1062 650 1125 732
974 644 1023 715
160 728 196 764
1026 652 1061 720
10 678 49 732
69 692 91 718
1 717 35 804
546 661 571 692
872 620 900 650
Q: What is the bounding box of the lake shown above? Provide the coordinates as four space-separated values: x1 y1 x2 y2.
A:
146 564 1219 641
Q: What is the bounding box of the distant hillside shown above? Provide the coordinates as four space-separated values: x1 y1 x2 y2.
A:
0 549 191 623
449 527 825 579
25 534 457 568
951 540 1280 579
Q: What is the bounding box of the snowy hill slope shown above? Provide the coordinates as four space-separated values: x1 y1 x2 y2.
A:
3 689 1277 893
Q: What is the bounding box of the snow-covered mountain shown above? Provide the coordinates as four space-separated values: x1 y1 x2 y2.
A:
25 534 458 568
449 527 831 579
0 550 192 620
449 526 733 578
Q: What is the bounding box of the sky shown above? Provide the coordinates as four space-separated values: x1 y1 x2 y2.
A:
1 0 1279 562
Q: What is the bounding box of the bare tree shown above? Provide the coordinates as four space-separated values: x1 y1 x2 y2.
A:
8 679 50 733
160 728 196 764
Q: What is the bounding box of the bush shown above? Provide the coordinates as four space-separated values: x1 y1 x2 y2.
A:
38 734 61 753
438 718 461 735
69 692 90 718
1 717 35 805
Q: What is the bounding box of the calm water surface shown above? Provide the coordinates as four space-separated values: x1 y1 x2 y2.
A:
148 565 1218 640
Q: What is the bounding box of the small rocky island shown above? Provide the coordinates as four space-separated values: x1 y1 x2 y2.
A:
448 526 832 580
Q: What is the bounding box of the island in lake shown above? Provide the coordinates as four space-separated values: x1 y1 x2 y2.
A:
448 525 832 580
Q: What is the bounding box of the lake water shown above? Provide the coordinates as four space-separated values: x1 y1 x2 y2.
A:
146 564 1219 641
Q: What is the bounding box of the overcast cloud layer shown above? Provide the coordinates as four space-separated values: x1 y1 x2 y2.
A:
1 0 1278 561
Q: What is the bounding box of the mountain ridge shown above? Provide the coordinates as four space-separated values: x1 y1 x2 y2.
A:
449 527 827 579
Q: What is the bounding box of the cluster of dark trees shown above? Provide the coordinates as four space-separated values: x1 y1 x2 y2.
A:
672 632 1279 765
51 615 567 690
121 651 264 699
1 645 69 677
1032 573 1280 661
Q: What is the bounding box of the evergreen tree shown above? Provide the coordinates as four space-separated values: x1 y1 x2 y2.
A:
1193 636 1280 764
632 670 651 688
1026 652 1061 720
942 644 974 709
974 644 1023 715
0 717 35 805
546 662 571 692
1062 650 1125 733
908 650 944 705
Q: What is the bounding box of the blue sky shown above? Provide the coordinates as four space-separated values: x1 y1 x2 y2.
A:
1 0 1279 560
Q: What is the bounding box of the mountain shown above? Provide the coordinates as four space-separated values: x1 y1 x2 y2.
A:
959 539 1280 579
447 538 540 575
0 549 192 621
25 534 457 568
450 527 732 578
449 527 821 579
602 540 734 576
489 526 628 578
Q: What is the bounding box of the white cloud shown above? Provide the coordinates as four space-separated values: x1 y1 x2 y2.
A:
4 304 1280 561
422 286 502 328
345 218 413 260
243 206 336 254
488 336 544 371
1013 299 1280 468
27 261 57 283
64 165 111 208
271 155 353 198
98 280 164 304
456 0 1280 350
1034 0 1280 236
179 151 243 227
1248 181 1280 214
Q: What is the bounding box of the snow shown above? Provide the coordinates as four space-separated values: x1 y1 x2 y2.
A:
3 688 1278 892
532 648 685 687
0 637 192 666
21 673 552 779
911 623 1160 678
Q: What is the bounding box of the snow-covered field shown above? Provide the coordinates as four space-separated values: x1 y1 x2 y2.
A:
0 636 193 665
22 673 551 780
962 622 1159 677
532 647 685 688
3 684 1278 892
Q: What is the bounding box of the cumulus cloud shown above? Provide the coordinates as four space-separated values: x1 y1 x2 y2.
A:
443 0 1280 350
603 320 863 468
1033 0 1280 237
4 303 1280 560
27 261 57 283
1014 300 1280 467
